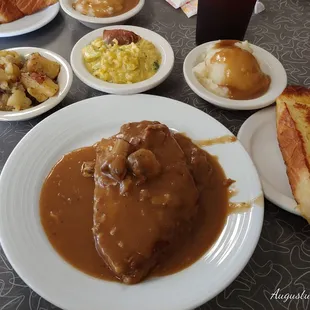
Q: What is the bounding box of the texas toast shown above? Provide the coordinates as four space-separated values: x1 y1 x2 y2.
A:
276 85 310 221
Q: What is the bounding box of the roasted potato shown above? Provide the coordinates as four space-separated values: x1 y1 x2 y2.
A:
25 53 60 79
27 87 49 103
0 63 20 83
0 68 9 82
21 72 59 102
5 62 20 81
6 89 32 111
0 93 10 111
0 50 23 67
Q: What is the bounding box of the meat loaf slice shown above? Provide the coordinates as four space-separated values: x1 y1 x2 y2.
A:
92 121 199 284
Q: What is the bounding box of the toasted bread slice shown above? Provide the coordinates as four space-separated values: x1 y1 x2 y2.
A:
0 0 24 24
45 0 58 5
276 85 310 221
15 0 58 15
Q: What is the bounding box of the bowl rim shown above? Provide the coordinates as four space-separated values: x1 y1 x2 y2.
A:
183 40 287 111
0 47 73 122
70 25 175 95
60 0 145 24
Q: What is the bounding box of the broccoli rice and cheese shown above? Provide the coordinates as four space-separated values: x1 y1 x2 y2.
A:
82 29 162 84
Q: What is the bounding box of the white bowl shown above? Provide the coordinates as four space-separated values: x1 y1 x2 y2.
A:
71 25 174 95
0 47 73 122
183 41 287 110
60 0 145 29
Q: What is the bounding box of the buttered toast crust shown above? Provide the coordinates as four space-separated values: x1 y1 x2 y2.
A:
0 0 24 23
15 0 56 15
0 0 58 24
277 85 310 105
276 85 310 221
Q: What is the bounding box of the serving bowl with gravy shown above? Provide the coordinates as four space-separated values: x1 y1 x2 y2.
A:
183 40 287 110
60 0 145 29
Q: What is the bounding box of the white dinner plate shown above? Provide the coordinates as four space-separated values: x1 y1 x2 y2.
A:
0 4 59 38
0 95 264 310
0 47 73 122
238 106 300 216
71 25 174 95
183 41 287 110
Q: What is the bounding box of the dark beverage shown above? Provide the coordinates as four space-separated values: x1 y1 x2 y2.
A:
196 0 257 45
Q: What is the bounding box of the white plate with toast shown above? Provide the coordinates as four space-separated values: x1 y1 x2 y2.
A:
238 86 310 221
238 106 300 215
0 2 59 38
0 94 264 310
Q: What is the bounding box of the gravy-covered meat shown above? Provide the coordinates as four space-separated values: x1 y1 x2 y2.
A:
81 160 95 178
127 149 161 180
100 138 131 182
40 122 229 284
93 121 199 284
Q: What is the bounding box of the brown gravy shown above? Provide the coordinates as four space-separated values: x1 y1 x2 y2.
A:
40 135 229 282
212 40 271 100
72 0 139 18
228 194 264 214
194 135 237 147
40 147 115 280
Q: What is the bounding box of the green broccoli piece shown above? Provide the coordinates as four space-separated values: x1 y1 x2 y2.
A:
153 61 160 71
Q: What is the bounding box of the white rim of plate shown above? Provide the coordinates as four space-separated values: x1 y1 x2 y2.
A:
0 47 73 122
0 3 60 38
60 0 145 24
70 25 174 95
0 94 264 310
183 41 287 110
237 106 300 216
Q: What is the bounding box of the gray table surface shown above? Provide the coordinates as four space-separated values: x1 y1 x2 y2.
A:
1 0 310 309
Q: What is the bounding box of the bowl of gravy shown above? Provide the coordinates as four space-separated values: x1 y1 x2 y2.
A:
60 0 145 29
183 40 287 110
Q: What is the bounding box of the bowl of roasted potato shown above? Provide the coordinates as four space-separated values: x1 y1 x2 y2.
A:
0 47 73 121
